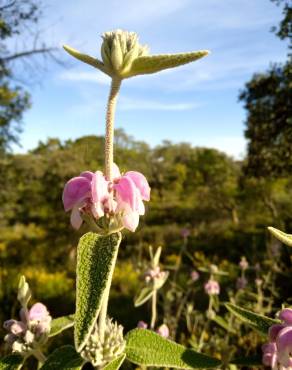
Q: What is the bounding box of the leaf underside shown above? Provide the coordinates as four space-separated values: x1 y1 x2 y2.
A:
128 51 209 77
40 345 84 370
75 232 122 351
0 354 23 370
125 329 221 369
49 314 75 337
225 303 280 334
268 226 292 246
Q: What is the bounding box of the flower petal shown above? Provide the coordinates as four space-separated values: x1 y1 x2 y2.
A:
112 163 121 179
29 303 50 321
276 326 292 367
70 205 83 229
62 176 91 211
114 176 137 211
279 308 292 325
80 171 94 181
122 211 139 232
269 324 286 341
125 171 150 201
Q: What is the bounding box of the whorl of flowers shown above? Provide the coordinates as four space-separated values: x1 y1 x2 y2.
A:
262 308 292 369
62 163 150 233
204 278 220 296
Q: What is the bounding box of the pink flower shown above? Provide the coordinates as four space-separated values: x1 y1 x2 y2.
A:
62 164 150 232
190 270 199 282
137 321 148 329
262 342 278 368
239 256 249 270
276 326 292 368
204 279 220 295
236 276 248 290
156 324 169 338
181 228 190 238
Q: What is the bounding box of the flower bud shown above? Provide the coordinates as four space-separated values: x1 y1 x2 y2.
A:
156 324 169 338
17 276 31 307
81 318 126 367
101 29 149 78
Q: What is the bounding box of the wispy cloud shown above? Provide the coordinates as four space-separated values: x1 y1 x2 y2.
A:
119 96 199 111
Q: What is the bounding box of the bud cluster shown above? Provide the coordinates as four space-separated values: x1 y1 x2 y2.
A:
81 318 126 367
101 30 149 77
145 266 168 289
3 277 51 357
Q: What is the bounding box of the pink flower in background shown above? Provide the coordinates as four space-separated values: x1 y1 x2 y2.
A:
204 279 220 295
181 228 190 239
190 270 200 282
156 324 169 338
137 321 148 329
236 276 248 290
62 164 150 232
239 256 249 270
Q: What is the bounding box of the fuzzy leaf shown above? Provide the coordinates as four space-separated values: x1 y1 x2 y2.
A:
125 329 221 368
230 355 262 366
63 45 111 76
134 287 154 307
225 303 279 334
268 226 292 246
75 232 122 351
0 354 23 370
40 346 84 370
127 51 209 77
49 315 74 337
103 354 126 370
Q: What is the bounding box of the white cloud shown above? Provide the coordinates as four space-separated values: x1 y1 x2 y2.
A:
197 135 247 159
119 96 199 111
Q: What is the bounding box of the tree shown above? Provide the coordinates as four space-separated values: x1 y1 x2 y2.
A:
0 0 56 151
240 0 292 177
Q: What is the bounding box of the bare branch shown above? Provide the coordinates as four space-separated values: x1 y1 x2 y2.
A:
2 47 58 62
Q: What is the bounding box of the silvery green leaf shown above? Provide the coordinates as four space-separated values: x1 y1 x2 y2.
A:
125 329 221 369
103 354 126 370
153 246 162 267
40 346 84 370
0 354 23 370
127 51 209 77
49 314 74 337
225 303 279 334
134 286 154 307
75 232 122 351
63 45 111 76
268 226 292 246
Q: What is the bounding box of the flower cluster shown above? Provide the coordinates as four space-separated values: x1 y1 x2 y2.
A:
239 256 249 271
63 164 150 233
4 303 51 356
262 308 292 369
145 266 167 284
190 270 200 282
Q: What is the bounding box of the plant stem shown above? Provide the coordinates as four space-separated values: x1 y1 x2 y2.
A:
105 77 122 181
150 289 157 330
98 233 122 341
33 349 46 365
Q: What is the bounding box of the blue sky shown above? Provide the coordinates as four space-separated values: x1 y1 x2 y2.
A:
12 0 288 158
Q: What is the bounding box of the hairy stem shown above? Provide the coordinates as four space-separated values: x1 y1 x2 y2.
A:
150 290 157 330
105 77 122 181
33 349 46 365
98 234 121 341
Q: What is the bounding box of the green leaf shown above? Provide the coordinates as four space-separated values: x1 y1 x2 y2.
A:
268 226 292 247
225 303 279 334
212 315 236 334
128 51 209 77
49 315 74 337
63 45 111 76
40 346 84 370
230 354 262 366
103 354 126 370
134 287 154 307
75 232 122 351
0 354 23 370
125 329 221 369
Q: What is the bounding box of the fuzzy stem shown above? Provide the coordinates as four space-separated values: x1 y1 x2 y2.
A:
33 349 46 365
98 234 121 341
150 289 157 330
105 77 122 181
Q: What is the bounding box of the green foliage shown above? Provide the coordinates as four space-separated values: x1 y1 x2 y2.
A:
268 226 292 246
230 355 262 366
134 287 154 307
0 354 23 370
49 315 75 337
40 346 83 370
103 354 126 370
75 232 122 351
125 329 221 369
225 303 279 334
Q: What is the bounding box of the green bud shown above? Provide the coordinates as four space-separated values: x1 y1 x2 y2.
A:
17 276 31 307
